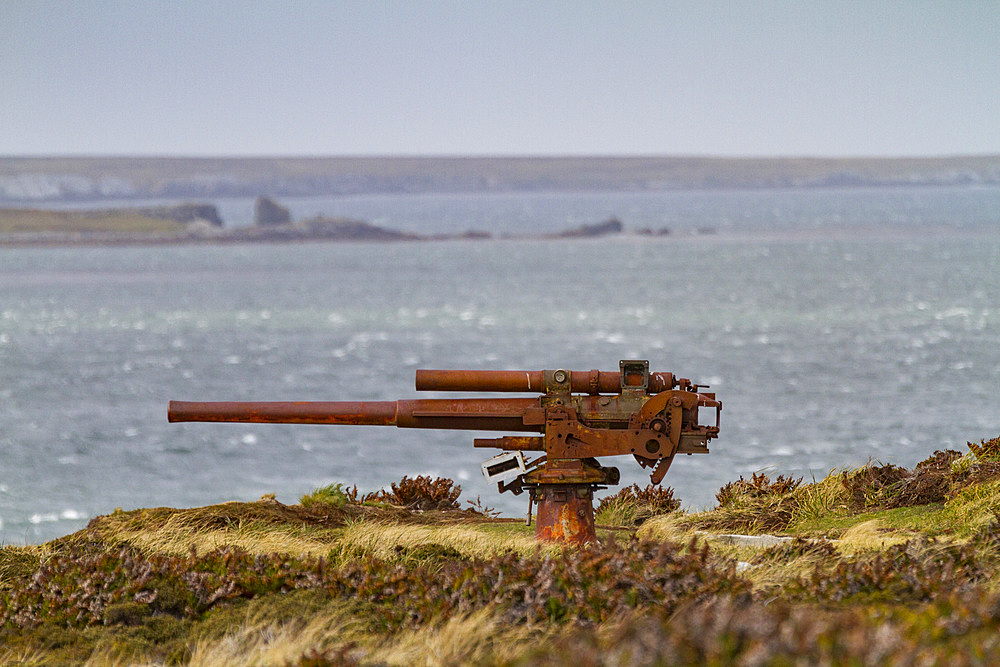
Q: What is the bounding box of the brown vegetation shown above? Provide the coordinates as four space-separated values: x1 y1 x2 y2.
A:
4 439 1000 664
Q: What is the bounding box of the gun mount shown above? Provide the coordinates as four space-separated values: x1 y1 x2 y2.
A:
168 360 720 544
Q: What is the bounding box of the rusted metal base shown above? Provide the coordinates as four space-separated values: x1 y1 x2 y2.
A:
532 483 597 545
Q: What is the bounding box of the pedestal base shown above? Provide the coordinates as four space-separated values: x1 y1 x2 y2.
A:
532 484 597 544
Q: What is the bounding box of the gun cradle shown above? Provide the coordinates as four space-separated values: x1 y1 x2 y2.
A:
473 386 717 486
168 360 720 544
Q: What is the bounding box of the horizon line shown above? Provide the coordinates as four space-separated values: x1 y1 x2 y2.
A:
4 152 1000 162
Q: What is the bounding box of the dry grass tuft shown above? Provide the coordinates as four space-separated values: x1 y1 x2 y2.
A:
943 479 1000 535
186 609 364 666
716 471 801 507
0 545 50 590
740 538 839 593
183 607 554 666
79 497 495 559
787 472 851 525
837 519 917 553
109 519 336 559
596 484 680 527
80 500 347 557
333 520 551 563
636 512 696 544
368 608 556 666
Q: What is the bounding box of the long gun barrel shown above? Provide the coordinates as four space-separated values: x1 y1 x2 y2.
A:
168 360 720 544
169 398 538 432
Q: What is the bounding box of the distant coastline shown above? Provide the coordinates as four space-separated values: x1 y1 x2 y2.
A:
2 155 999 205
4 157 999 246
0 200 647 247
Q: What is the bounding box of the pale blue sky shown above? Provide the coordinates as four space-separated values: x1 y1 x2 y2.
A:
2 1 998 157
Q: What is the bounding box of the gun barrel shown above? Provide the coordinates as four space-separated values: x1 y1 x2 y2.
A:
167 398 539 432
168 401 398 425
414 369 675 394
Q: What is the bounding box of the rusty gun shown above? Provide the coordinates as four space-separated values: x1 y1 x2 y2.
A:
168 360 720 543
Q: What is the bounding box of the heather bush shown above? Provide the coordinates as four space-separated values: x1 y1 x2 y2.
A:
0 537 747 633
345 475 463 510
596 484 680 526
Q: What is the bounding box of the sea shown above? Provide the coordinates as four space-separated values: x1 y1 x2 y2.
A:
1 186 998 544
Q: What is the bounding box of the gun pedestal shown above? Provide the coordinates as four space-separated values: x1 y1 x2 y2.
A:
532 484 597 544
520 457 607 543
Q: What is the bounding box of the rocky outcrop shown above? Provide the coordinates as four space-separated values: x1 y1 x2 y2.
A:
299 217 418 241
224 217 421 242
551 217 623 239
253 196 291 226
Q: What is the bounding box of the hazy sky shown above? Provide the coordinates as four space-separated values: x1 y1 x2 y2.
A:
2 1 998 157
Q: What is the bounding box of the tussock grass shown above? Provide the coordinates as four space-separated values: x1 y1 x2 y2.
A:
787 471 851 524
636 511 694 544
678 494 796 535
332 519 551 564
719 539 838 595
595 484 680 527
186 609 363 667
671 439 1000 545
110 519 337 558
0 647 51 667
943 479 1000 534
77 496 536 564
369 608 556 666
0 545 50 589
84 501 343 557
183 607 558 666
300 483 351 508
837 519 917 552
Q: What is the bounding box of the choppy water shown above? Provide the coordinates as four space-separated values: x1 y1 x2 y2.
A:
2 186 999 543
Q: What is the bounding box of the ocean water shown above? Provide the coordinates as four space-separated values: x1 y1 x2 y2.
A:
1 186 999 544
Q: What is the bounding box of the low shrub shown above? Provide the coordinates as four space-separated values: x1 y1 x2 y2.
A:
716 472 801 508
345 475 463 511
0 538 747 633
790 538 994 603
300 484 351 508
841 441 1000 513
596 484 680 526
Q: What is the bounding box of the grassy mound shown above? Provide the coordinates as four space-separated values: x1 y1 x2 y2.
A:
4 438 1000 664
0 208 184 234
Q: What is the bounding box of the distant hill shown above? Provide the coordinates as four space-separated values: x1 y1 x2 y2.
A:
1 155 999 203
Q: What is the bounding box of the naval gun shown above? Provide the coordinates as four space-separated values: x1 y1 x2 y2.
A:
168 360 720 544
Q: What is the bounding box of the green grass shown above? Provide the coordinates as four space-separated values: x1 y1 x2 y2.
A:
0 208 182 234
300 483 351 508
791 503 950 536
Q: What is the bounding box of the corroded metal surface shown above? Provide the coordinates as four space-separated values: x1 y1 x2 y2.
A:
533 484 597 544
168 360 721 544
167 400 399 425
415 368 675 394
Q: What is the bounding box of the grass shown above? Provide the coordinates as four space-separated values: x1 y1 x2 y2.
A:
6 439 1000 664
0 208 183 234
332 519 547 565
300 483 351 508
0 545 50 590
